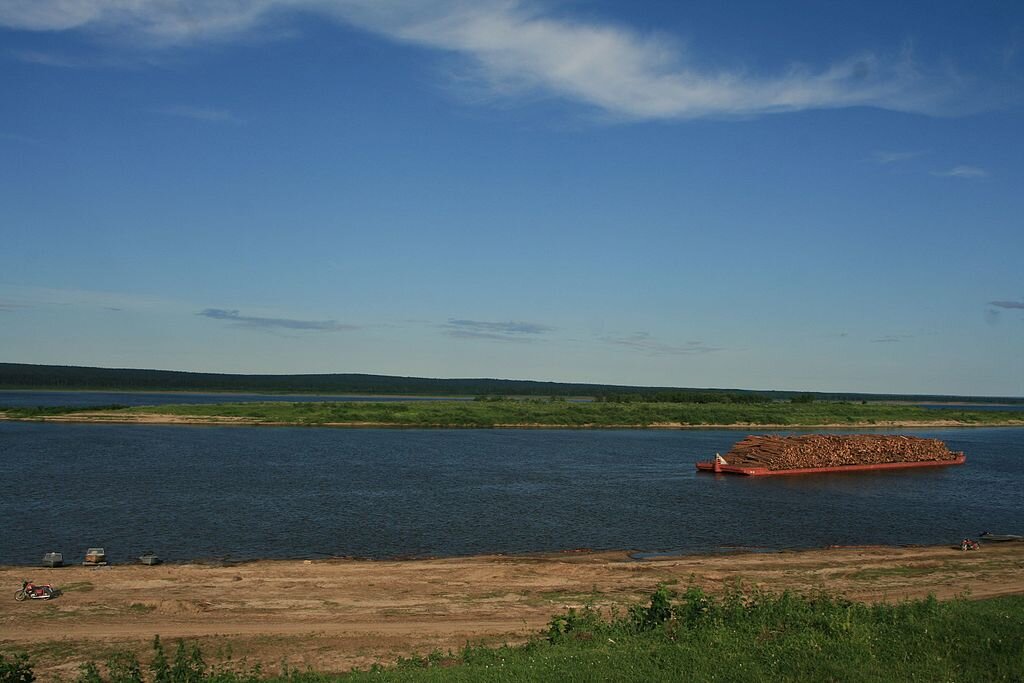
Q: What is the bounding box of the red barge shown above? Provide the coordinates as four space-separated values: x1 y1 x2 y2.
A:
696 434 966 477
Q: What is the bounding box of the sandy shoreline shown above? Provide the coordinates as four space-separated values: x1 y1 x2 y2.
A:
3 543 1023 679
2 412 1022 428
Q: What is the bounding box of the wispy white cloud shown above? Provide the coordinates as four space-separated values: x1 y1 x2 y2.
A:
149 105 240 123
0 1 971 121
930 165 990 178
0 284 177 311
871 150 923 164
0 0 280 40
986 299 1024 325
605 332 722 356
9 48 90 68
443 318 553 342
8 45 165 70
0 284 356 333
871 333 916 343
989 300 1024 310
198 308 356 332
381 7 956 120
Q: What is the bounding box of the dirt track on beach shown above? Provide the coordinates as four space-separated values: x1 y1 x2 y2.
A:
3 543 1024 680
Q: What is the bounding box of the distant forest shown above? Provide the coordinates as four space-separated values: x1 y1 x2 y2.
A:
0 363 1020 403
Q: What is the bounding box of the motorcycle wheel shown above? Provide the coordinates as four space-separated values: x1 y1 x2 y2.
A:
15 590 27 602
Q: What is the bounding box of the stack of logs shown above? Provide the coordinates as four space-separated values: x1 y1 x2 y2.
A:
722 434 962 471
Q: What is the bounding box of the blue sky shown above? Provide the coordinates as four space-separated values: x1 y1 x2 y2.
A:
1 1 1022 395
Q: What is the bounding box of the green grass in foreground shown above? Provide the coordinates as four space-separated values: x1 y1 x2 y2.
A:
5 588 1022 682
4 399 1020 427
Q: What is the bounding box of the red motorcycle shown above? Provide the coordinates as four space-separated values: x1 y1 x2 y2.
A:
14 580 57 601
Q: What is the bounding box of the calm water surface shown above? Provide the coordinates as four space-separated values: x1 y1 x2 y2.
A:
917 403 1024 411
1 423 1020 565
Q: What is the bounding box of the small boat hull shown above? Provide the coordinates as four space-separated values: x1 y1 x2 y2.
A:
41 553 63 568
83 547 107 566
696 454 966 476
979 533 1023 543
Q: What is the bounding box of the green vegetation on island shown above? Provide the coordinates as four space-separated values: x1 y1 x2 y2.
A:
3 398 1022 427
4 588 1022 682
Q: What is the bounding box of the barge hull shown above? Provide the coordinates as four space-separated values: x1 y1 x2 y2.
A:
696 454 966 476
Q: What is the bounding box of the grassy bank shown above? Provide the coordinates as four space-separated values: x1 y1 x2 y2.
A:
5 588 1022 682
3 399 1022 427
358 588 1024 682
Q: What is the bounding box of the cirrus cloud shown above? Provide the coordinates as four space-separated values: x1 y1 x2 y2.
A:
443 318 554 342
0 0 972 121
605 332 722 356
198 308 356 332
930 165 989 178
149 104 240 123
871 150 924 165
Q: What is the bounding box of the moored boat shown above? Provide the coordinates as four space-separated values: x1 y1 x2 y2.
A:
83 547 107 565
139 551 162 565
979 532 1023 542
41 552 63 568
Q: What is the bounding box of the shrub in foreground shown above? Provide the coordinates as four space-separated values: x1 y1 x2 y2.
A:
0 652 34 683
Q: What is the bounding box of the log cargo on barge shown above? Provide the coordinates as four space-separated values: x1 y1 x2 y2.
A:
696 434 965 476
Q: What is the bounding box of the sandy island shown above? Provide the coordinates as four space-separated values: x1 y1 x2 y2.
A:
3 543 1023 680
3 411 1023 428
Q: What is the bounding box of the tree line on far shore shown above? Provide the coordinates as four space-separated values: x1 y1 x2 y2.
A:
2 362 1020 405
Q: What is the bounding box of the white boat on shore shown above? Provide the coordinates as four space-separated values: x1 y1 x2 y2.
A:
979 532 1023 542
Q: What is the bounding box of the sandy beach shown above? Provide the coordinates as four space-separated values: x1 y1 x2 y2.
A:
3 411 1022 428
3 543 1023 680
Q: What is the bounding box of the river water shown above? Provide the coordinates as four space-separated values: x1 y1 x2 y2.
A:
1 420 1020 566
